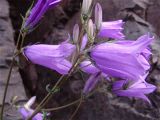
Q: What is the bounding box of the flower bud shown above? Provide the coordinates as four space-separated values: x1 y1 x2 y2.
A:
95 3 102 30
24 96 36 110
83 73 101 94
87 19 94 38
73 24 79 43
82 0 92 15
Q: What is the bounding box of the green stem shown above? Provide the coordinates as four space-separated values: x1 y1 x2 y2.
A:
27 58 80 120
0 29 24 120
42 87 98 112
69 94 83 120
42 99 80 112
0 59 14 120
20 32 26 49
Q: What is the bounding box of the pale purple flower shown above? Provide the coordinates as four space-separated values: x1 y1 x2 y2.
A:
98 20 125 39
83 72 101 94
112 75 156 103
19 96 44 120
90 34 153 80
23 43 75 74
24 0 61 30
19 108 43 120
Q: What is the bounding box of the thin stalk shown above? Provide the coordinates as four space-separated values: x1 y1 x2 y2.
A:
69 94 83 120
27 58 80 120
20 32 26 49
26 75 65 120
42 87 98 112
0 8 28 118
42 99 80 112
0 59 14 120
0 30 24 120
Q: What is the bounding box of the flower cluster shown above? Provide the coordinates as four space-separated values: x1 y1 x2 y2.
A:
21 1 156 116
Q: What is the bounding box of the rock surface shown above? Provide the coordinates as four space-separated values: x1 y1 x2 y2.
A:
0 0 26 119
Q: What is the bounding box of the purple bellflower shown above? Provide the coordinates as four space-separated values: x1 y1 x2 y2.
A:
90 34 153 80
112 75 156 103
19 96 44 120
24 0 61 30
23 43 75 74
98 20 125 39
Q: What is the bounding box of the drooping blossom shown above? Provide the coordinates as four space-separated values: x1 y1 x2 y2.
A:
98 20 125 39
112 75 156 103
23 43 75 74
90 34 153 80
19 96 44 120
83 72 101 94
24 0 61 30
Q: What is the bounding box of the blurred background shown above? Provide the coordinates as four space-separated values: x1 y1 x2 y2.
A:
1 0 160 119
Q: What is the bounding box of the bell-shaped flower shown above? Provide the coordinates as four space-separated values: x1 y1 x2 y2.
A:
112 75 156 103
98 20 125 39
23 43 75 75
18 96 44 120
24 0 61 30
90 34 153 80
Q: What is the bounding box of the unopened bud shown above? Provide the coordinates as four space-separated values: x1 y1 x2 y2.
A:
88 19 94 38
82 0 92 15
95 3 102 30
24 96 36 110
73 24 79 43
